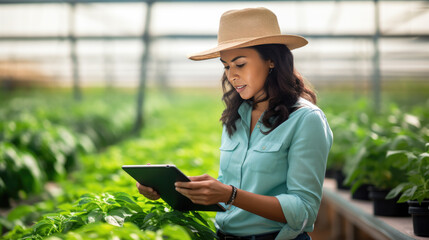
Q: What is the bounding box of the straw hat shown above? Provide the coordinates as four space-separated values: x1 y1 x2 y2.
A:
188 7 308 61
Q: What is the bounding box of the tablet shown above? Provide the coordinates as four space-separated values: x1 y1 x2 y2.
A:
122 164 226 212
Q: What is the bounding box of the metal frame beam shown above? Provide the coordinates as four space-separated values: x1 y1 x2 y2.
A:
1 0 428 3
0 34 428 41
134 0 153 131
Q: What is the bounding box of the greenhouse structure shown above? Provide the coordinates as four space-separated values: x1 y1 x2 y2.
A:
0 0 428 239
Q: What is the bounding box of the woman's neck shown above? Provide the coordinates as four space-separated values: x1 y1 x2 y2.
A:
252 91 269 112
253 100 269 113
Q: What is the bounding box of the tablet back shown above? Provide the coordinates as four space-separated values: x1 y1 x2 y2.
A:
122 165 225 212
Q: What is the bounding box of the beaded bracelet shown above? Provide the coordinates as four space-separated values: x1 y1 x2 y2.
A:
226 185 237 210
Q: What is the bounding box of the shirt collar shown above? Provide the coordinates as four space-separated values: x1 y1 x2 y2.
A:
292 97 310 108
238 101 252 127
237 98 306 129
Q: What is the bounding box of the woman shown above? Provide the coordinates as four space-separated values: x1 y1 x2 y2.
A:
137 7 333 240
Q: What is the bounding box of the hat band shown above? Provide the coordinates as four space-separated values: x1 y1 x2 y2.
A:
218 35 282 45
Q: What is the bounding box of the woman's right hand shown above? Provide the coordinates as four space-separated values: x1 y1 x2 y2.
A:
136 182 161 200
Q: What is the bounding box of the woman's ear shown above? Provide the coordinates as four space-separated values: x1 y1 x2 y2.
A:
268 60 275 68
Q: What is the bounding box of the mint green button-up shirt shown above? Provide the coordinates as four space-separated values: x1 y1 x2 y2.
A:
216 98 333 240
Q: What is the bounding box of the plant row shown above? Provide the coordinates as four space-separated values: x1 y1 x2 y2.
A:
0 90 135 207
1 90 223 239
324 99 428 200
2 192 214 240
322 98 429 236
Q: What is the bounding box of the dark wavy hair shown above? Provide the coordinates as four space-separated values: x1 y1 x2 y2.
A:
220 44 317 136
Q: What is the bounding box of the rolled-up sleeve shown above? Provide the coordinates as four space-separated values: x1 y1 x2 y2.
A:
275 110 333 239
217 168 224 183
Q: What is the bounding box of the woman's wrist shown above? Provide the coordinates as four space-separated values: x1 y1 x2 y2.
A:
223 184 233 203
225 185 238 210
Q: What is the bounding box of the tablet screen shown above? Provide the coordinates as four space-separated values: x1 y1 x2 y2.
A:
122 164 226 212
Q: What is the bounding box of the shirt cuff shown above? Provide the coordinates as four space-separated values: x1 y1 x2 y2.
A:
274 194 309 239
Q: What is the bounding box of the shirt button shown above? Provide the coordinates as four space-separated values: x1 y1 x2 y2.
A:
257 124 260 128
262 146 266 150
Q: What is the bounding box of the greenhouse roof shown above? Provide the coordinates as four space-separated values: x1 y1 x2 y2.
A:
1 0 428 3
1 0 428 89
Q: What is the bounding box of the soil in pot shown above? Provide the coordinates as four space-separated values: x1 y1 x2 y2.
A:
369 188 409 217
352 184 372 201
408 200 429 237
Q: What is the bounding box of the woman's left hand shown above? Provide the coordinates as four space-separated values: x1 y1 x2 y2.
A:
175 174 231 205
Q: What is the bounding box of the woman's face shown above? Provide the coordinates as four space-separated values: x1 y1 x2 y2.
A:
220 48 273 101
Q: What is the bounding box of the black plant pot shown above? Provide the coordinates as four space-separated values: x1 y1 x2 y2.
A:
352 184 372 201
368 188 409 217
0 193 10 208
408 200 429 237
325 168 335 179
334 170 350 190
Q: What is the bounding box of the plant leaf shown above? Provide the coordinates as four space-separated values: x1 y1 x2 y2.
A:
398 185 418 203
87 210 103 224
160 224 192 240
190 211 210 227
104 215 120 227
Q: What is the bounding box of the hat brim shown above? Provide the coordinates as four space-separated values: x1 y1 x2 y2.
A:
188 34 308 61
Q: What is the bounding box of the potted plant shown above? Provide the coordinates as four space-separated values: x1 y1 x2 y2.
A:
345 134 412 216
327 111 368 190
386 147 429 237
325 113 352 181
343 137 374 200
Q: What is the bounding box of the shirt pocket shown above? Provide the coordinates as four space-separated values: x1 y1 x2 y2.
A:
219 141 240 171
249 142 283 173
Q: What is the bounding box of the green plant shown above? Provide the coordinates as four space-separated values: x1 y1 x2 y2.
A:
324 99 370 172
386 145 429 204
344 134 419 193
0 142 45 207
1 91 222 239
2 192 215 240
0 90 138 205
0 199 56 236
46 222 192 240
343 104 427 193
